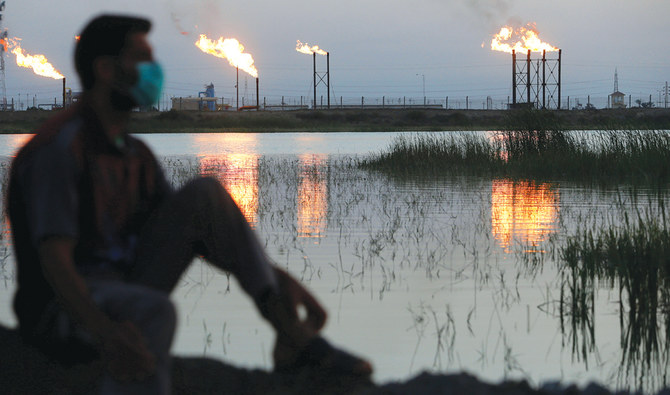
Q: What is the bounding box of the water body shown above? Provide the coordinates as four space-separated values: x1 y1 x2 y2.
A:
0 132 666 392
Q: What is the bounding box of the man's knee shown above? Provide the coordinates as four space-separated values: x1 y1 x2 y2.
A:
180 176 225 201
184 176 221 194
102 284 177 340
179 177 238 215
131 290 177 355
138 291 177 332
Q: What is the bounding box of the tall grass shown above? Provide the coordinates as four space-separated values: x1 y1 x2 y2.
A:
359 133 505 175
360 110 670 184
559 196 670 391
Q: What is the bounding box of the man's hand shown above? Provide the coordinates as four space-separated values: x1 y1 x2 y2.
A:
274 267 327 337
39 237 156 381
257 267 327 367
261 268 372 377
258 268 327 341
101 320 156 381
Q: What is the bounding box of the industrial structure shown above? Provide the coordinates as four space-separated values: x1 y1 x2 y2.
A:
312 52 330 109
511 49 561 109
608 69 626 109
0 0 9 110
171 79 260 111
233 69 260 110
200 82 216 111
172 83 220 111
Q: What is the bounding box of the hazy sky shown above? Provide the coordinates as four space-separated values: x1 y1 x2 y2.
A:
2 0 669 108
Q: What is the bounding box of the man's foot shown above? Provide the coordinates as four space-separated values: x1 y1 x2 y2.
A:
274 336 373 378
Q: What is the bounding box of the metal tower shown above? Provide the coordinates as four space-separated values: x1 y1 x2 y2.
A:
312 52 330 109
614 68 619 92
0 1 7 110
511 49 561 110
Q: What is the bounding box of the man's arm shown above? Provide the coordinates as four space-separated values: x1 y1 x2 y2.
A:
39 236 155 381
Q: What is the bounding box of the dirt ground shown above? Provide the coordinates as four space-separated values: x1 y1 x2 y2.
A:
0 325 662 394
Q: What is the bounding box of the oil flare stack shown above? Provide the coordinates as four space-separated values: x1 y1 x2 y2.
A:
296 40 330 109
490 23 561 110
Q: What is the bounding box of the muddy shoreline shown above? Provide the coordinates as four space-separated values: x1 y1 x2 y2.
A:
0 325 664 394
1 108 670 134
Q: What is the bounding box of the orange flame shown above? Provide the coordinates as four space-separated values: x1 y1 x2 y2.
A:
490 23 558 54
295 40 327 56
5 37 64 79
0 38 6 53
195 34 258 78
75 35 80 41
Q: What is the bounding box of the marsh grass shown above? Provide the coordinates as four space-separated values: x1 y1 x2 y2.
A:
559 195 670 391
155 151 601 384
360 110 670 184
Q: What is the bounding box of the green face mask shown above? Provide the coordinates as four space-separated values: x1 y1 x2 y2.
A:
130 61 164 107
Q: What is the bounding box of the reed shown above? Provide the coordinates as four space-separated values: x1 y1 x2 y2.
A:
559 196 670 391
360 110 670 184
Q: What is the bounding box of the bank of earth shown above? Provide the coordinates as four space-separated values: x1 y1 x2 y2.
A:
1 108 669 133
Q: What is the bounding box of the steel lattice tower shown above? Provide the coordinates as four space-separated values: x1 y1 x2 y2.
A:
614 68 619 92
0 1 7 110
512 49 561 110
312 52 330 109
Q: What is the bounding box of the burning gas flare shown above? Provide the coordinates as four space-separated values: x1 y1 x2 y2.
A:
490 23 558 54
195 34 258 78
3 37 64 79
295 40 327 56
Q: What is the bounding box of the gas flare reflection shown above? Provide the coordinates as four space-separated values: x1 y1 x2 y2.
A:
297 154 328 238
491 179 559 253
196 150 329 238
199 154 259 224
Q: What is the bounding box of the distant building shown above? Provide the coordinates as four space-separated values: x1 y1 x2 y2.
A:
171 83 230 111
608 68 626 109
171 96 218 111
609 91 626 109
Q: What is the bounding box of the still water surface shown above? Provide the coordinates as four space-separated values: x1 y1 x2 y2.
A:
0 132 666 392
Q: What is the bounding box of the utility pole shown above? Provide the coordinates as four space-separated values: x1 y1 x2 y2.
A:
416 73 425 106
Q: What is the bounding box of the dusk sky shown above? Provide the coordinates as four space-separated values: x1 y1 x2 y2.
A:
2 0 669 109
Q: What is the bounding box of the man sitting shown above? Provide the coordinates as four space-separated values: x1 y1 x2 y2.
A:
7 14 371 394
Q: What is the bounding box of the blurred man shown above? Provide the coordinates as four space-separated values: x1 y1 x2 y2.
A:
7 14 371 394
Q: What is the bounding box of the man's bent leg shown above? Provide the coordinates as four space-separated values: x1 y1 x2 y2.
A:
88 279 176 395
130 177 277 300
128 178 371 377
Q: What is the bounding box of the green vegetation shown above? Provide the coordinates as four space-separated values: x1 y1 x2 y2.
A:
360 109 670 184
559 197 670 390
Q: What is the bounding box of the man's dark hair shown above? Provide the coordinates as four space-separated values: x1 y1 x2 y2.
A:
75 15 151 90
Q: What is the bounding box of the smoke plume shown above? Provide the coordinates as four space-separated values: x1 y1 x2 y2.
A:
166 0 224 36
